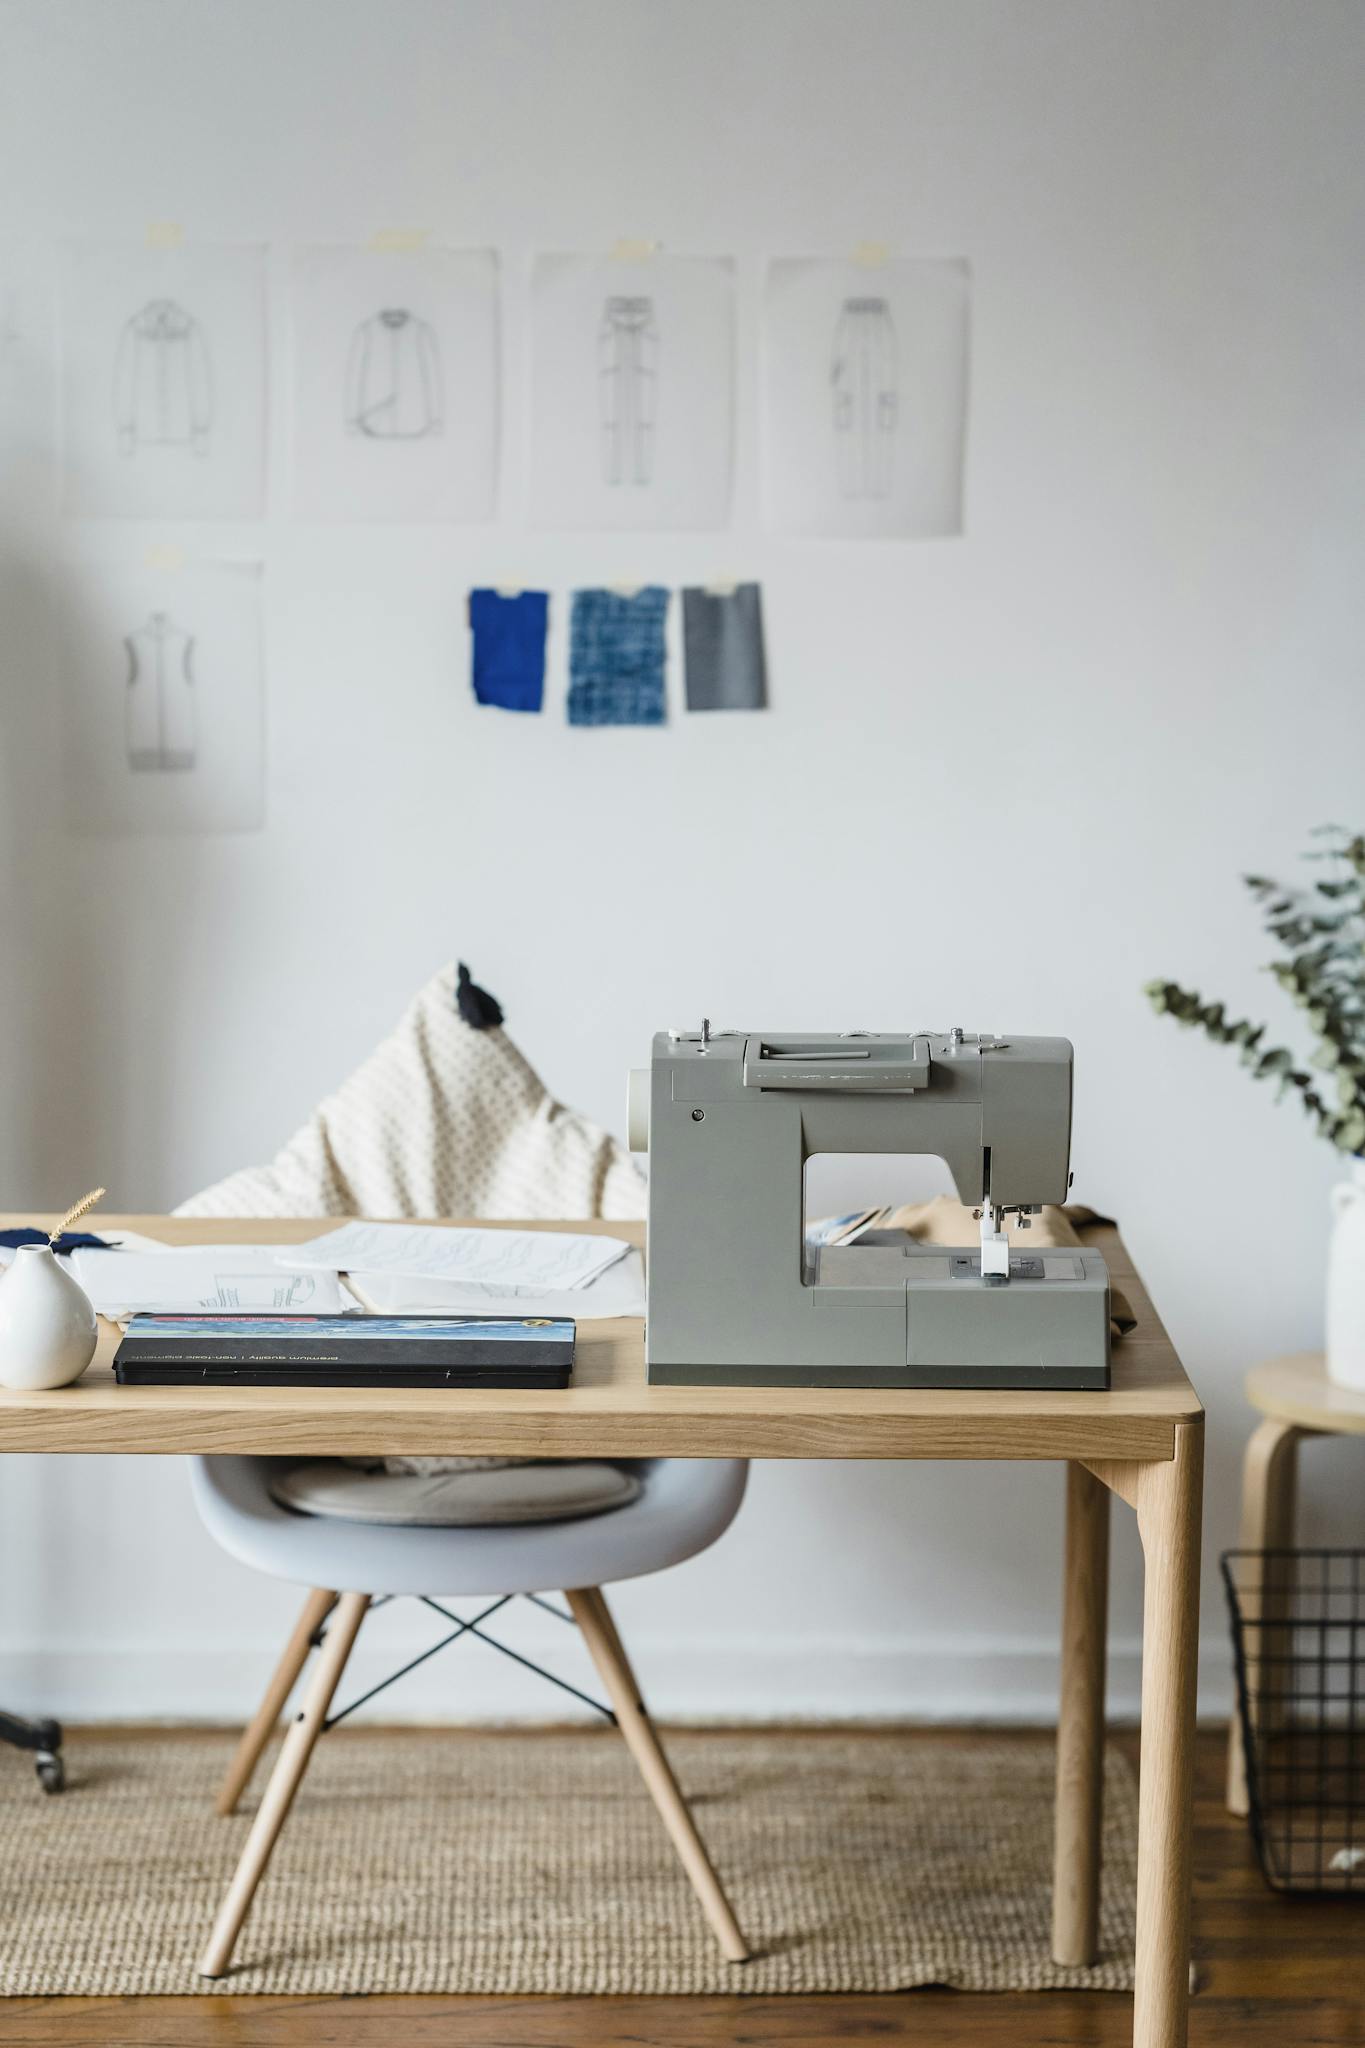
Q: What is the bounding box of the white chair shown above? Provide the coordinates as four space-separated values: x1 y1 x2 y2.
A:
190 1453 750 1978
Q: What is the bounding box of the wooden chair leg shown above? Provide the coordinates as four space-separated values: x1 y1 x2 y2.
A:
1226 1418 1306 1815
566 1585 750 1964
199 1590 369 1979
216 1588 338 1817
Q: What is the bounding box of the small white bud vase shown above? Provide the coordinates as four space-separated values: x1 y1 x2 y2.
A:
0 1245 99 1391
1326 1158 1365 1391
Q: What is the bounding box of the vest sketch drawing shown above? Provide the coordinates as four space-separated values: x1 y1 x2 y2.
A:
124 611 196 773
344 309 444 439
113 299 213 457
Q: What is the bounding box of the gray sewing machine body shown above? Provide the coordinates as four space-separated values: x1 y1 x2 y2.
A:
634 1029 1110 1390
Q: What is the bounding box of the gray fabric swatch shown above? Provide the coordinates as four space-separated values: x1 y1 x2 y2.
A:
682 583 768 712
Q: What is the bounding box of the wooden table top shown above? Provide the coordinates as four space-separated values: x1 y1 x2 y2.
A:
0 1215 1200 1462
1245 1351 1365 1436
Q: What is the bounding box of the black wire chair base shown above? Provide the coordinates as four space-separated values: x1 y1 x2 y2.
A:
322 1592 615 1732
0 1708 65 1793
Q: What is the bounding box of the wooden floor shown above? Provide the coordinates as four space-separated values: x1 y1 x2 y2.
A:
0 1728 1358 2047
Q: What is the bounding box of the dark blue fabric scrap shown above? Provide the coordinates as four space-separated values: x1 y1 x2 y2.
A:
468 589 549 713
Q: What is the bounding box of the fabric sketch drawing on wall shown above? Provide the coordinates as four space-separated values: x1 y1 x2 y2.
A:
124 610 195 771
113 300 212 458
531 253 732 529
832 297 896 501
63 550 264 836
598 296 657 486
763 256 968 539
345 309 443 439
60 241 266 518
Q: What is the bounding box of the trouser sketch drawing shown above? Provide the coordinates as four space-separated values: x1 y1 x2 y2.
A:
599 295 657 486
831 296 897 500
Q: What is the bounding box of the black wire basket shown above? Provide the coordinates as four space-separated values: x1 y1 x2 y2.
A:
1222 1550 1365 1894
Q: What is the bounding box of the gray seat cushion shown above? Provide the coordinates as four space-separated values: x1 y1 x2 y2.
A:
268 1458 642 1528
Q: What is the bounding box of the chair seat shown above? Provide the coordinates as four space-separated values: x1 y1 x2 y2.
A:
190 1455 748 1597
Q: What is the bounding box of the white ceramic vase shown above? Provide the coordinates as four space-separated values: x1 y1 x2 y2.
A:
0 1244 98 1391
1326 1158 1365 1392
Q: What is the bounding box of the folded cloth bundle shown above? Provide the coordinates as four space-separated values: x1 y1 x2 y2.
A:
875 1196 1136 1342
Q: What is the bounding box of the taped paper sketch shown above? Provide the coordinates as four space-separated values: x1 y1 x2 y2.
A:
763 256 969 539
124 610 195 772
114 299 213 457
292 247 497 520
832 296 896 500
60 242 266 518
599 295 657 485
531 252 732 530
345 308 443 439
63 551 264 836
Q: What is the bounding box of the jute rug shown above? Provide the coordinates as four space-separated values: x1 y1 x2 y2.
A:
0 1729 1137 1995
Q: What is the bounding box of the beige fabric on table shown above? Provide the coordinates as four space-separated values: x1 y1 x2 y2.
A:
0 1729 1139 1995
175 962 646 1224
880 1196 1136 1341
269 1457 642 1527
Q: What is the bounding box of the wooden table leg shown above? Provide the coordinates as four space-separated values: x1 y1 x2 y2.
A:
1131 1421 1204 2048
1053 1460 1110 1966
1225 1417 1305 1815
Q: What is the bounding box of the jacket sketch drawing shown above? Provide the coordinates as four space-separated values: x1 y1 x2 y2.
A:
598 295 657 486
113 299 213 457
344 309 444 439
831 296 897 500
125 610 196 772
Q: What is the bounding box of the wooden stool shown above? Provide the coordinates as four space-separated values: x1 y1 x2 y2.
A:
1226 1353 1365 1813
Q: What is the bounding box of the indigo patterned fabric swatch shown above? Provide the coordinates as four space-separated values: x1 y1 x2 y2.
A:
468 589 549 713
681 583 768 711
567 586 669 726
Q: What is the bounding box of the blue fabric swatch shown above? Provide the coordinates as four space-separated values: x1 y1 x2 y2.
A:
468 589 549 713
567 586 669 727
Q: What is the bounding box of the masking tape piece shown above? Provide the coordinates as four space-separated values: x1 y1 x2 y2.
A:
611 238 658 263
145 544 186 572
704 579 741 597
853 240 890 268
368 228 429 253
146 222 184 250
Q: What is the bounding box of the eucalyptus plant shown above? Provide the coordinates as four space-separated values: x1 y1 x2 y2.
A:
1145 826 1365 1158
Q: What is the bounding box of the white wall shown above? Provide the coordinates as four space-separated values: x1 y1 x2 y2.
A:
2 0 1364 1725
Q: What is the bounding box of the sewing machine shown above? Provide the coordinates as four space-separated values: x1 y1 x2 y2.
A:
628 1026 1110 1389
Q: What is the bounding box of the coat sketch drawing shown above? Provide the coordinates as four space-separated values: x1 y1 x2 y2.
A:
344 309 444 439
124 610 196 772
113 299 213 457
598 295 657 486
831 296 897 500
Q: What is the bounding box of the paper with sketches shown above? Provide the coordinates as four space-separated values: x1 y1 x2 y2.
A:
292 246 499 522
0 245 53 515
71 1250 346 1317
349 1248 646 1320
531 252 733 529
60 242 266 518
61 547 264 836
762 257 969 538
283 1222 631 1292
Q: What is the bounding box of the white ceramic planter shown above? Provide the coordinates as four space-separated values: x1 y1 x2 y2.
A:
1326 1158 1365 1391
0 1245 98 1391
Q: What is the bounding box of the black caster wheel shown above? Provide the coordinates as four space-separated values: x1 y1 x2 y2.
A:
35 1751 64 1794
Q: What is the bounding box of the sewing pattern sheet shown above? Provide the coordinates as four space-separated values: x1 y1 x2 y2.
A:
530 253 733 530
61 549 264 835
59 243 266 519
762 257 970 538
292 246 499 521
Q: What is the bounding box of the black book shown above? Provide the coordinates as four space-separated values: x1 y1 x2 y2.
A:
114 1313 575 1388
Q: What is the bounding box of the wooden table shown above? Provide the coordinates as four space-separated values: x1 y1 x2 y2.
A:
1225 1352 1365 1816
0 1214 1204 2048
